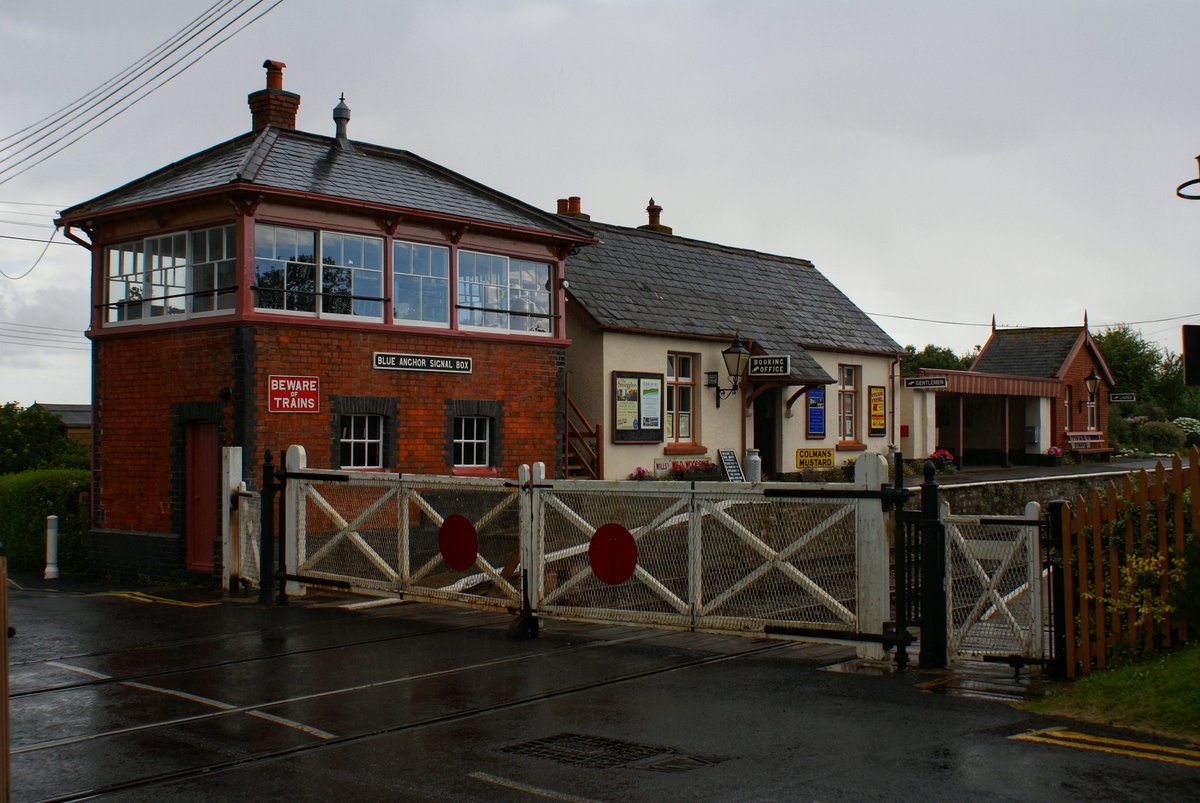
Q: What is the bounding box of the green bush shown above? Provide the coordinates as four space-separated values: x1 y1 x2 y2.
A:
0 469 90 573
1137 421 1186 454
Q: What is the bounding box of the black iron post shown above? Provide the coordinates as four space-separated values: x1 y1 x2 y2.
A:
919 460 948 669
887 449 915 669
259 450 276 605
1046 499 1069 678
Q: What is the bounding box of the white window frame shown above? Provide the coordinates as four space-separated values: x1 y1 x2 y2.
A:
103 225 236 326
339 414 384 469
392 239 450 327
453 416 492 467
253 224 384 322
457 250 553 336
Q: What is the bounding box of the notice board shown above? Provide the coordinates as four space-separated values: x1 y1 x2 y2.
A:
612 371 664 443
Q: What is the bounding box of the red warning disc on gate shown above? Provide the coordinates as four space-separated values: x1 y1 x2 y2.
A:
589 523 637 586
439 514 478 572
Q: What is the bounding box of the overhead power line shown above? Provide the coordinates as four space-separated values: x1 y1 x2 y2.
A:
0 0 285 185
0 226 59 279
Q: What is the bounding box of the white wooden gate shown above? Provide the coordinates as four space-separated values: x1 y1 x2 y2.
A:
273 445 892 655
945 502 1045 662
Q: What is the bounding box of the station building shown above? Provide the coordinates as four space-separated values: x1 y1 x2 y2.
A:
558 200 905 480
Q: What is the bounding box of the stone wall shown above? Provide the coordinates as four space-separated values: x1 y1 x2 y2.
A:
934 465 1170 516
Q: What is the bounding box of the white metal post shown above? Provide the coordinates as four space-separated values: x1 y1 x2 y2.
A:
854 454 888 659
221 447 243 591
43 515 59 580
285 444 306 596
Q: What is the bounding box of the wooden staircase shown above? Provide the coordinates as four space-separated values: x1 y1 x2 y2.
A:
563 376 602 479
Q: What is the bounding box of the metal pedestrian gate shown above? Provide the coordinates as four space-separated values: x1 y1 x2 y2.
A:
892 464 1050 669
249 445 897 657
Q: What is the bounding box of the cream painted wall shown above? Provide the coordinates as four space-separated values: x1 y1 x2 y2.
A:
899 387 938 460
564 322 900 478
565 330 751 480
780 353 899 471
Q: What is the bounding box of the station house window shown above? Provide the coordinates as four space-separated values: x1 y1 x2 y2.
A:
839 364 859 442
666 352 696 446
104 225 236 323
457 251 553 336
253 224 383 320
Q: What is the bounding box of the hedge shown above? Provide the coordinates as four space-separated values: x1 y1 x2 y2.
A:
0 469 90 573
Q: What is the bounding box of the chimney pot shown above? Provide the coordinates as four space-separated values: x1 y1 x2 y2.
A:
568 196 581 215
248 59 301 132
556 198 570 215
638 197 672 235
263 59 287 91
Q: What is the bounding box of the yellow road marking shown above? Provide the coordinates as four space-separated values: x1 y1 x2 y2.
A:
91 591 219 608
1011 728 1200 769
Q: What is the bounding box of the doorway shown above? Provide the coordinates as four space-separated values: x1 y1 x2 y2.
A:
185 422 218 572
752 388 781 479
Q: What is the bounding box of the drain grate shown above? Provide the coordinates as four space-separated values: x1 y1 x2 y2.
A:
499 733 668 768
498 733 725 773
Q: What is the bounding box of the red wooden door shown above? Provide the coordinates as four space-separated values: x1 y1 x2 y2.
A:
185 423 219 573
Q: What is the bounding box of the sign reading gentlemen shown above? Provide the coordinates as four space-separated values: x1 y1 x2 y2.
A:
373 352 473 373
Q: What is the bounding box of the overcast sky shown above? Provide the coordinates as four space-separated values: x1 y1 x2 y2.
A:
2 0 1199 406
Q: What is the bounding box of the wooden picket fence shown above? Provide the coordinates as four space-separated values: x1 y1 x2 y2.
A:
1058 450 1197 678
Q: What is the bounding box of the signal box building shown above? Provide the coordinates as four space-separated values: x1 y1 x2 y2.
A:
57 62 592 580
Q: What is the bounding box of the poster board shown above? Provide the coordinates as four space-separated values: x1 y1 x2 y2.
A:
806 386 826 439
868 385 887 438
612 371 664 443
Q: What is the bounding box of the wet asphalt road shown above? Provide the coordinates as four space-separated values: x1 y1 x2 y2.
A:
5 578 1197 802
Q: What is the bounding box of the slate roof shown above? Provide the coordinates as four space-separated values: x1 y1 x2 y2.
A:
565 221 903 385
971 326 1084 378
34 403 92 428
58 127 591 241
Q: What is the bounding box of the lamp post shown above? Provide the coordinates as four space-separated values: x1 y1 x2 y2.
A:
706 334 751 408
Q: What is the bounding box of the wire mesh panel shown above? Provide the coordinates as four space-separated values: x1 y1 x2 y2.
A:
296 473 404 591
235 492 261 588
694 487 859 634
289 465 521 612
945 507 1044 661
400 476 522 611
535 482 694 628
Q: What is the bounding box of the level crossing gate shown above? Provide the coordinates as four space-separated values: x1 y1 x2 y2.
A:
244 446 894 656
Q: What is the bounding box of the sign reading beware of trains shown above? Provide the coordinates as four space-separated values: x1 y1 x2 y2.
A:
268 375 320 413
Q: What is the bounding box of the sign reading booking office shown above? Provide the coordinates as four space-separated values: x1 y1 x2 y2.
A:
373 352 473 373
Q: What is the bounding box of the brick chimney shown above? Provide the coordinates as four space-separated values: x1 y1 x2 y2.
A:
637 198 672 234
556 196 591 220
248 60 300 132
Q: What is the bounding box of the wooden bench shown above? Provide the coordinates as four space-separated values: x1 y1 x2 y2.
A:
1065 431 1114 461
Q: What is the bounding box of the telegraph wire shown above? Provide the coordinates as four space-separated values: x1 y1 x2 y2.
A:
0 336 88 352
0 0 285 185
0 0 239 148
0 226 59 279
0 319 84 334
0 233 72 246
0 332 87 348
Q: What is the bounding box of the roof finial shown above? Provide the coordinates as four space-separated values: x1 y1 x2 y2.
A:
1083 309 1088 330
991 314 996 333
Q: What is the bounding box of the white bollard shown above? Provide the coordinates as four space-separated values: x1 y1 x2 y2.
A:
44 515 59 580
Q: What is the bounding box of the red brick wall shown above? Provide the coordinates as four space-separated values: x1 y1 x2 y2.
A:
249 323 563 476
93 322 563 536
94 327 236 533
1051 353 1109 451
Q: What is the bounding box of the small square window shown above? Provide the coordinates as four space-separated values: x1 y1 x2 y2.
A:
453 416 491 467
339 414 383 469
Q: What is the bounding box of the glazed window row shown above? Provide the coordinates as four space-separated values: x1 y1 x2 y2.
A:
103 223 553 336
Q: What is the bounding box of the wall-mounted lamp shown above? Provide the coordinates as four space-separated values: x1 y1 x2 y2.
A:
708 334 750 408
1084 369 1100 401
